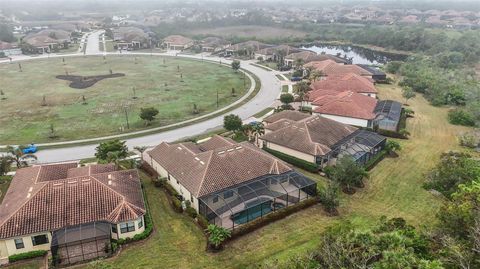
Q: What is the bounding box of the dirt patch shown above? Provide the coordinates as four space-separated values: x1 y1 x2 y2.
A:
56 73 125 89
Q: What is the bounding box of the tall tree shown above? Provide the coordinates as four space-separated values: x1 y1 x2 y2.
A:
231 60 241 72
223 114 243 133
329 157 368 194
95 140 128 162
139 107 159 126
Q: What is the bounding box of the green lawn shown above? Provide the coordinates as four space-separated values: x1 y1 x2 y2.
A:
82 82 469 268
282 85 289 93
253 107 274 118
275 74 285 81
0 56 249 144
8 81 471 269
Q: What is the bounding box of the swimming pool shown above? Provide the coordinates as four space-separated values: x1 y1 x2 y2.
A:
231 199 285 225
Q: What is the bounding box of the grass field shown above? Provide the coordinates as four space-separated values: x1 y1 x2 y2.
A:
0 55 249 144
0 176 12 204
7 81 471 269
185 25 308 40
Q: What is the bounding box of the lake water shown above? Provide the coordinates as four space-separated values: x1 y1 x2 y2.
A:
301 44 408 65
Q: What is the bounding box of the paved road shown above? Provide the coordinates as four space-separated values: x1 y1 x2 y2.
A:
84 30 104 55
1 32 283 163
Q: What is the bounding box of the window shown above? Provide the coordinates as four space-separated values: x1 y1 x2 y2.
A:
31 234 49 246
111 224 118 234
223 190 234 199
14 238 24 249
213 196 218 203
138 218 143 229
120 221 136 233
167 174 170 181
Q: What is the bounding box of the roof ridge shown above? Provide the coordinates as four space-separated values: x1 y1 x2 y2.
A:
195 150 214 197
0 180 49 229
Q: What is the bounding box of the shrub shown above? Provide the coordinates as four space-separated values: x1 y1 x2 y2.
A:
263 147 319 173
164 182 179 197
385 61 403 74
458 132 479 148
318 183 340 216
231 198 318 238
185 206 198 219
448 109 476 126
171 197 183 213
152 177 167 188
9 250 47 263
207 225 231 250
197 215 209 230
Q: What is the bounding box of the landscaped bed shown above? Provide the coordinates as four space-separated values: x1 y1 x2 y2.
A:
0 55 251 144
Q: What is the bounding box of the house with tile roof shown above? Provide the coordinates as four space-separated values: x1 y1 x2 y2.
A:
304 60 373 78
0 163 145 266
23 29 72 54
260 111 386 168
112 27 151 50
310 73 378 98
306 90 378 128
163 35 194 51
144 135 317 229
284 51 348 67
200 37 231 52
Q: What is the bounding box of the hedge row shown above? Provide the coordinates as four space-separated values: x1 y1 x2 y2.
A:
263 147 319 172
9 250 47 263
230 197 318 238
377 129 407 139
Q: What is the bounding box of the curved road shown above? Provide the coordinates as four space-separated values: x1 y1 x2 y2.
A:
2 30 283 163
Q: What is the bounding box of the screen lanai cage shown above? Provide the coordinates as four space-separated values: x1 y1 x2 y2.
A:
51 222 111 265
198 170 317 230
334 130 387 166
374 100 402 132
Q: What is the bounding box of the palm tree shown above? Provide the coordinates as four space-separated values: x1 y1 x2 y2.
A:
251 123 265 146
6 145 37 168
294 58 304 70
0 155 15 176
106 151 122 169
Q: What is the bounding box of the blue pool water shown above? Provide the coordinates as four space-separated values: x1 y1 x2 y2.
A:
232 200 285 225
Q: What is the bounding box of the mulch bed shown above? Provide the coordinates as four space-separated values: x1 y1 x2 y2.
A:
56 73 125 89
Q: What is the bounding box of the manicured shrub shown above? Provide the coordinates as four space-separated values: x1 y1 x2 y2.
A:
263 147 319 173
9 250 47 263
152 177 167 188
171 197 183 213
164 182 179 197
231 198 318 238
448 109 476 126
185 206 198 219
197 215 209 230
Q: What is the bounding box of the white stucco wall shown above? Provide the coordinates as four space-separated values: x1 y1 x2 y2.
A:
149 157 199 212
314 113 370 127
0 232 52 261
261 140 316 163
116 216 145 240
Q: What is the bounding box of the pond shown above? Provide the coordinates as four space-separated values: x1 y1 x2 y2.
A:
301 44 408 65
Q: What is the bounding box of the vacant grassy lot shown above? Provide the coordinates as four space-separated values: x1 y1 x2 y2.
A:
11 82 471 269
0 56 249 144
186 25 308 40
0 176 12 203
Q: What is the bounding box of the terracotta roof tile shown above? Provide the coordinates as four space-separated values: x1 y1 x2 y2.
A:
305 60 373 77
147 135 292 197
0 164 145 239
310 73 377 94
311 90 378 120
263 110 311 124
261 112 357 156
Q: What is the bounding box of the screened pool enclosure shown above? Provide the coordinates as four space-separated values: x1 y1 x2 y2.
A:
198 171 317 230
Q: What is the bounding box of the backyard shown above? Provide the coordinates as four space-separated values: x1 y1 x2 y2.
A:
0 55 250 144
5 81 471 269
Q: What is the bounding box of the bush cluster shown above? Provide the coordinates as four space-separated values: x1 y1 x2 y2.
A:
197 215 209 230
448 109 476 126
9 250 48 263
171 197 183 213
185 206 198 219
262 147 319 173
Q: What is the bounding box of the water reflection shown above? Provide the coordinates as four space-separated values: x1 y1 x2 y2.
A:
301 44 408 65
